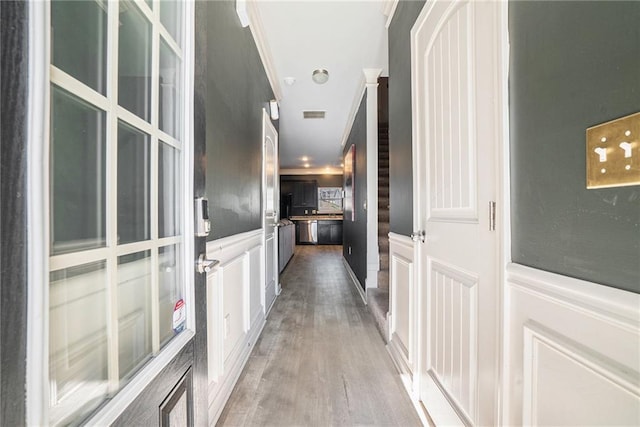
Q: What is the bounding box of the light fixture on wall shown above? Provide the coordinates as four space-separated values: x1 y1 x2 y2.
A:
312 69 329 84
269 99 279 120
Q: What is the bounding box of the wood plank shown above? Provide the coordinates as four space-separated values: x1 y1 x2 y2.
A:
217 246 421 426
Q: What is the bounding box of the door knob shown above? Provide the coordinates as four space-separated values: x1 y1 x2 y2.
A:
196 254 219 274
410 230 426 243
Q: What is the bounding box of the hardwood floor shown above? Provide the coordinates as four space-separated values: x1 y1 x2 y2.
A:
217 245 421 426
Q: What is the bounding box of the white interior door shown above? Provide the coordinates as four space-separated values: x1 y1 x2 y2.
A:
412 1 502 425
263 110 279 313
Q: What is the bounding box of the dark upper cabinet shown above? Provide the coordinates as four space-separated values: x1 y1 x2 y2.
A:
292 180 317 208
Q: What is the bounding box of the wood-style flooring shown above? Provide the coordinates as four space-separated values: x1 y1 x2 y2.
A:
217 245 421 426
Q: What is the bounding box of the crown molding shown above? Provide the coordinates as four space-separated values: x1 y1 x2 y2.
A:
340 75 366 148
383 0 400 29
246 1 283 101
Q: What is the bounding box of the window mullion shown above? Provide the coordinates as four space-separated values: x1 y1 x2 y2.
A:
150 6 161 355
106 0 121 393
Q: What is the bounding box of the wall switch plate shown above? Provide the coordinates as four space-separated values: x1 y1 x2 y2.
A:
586 112 640 189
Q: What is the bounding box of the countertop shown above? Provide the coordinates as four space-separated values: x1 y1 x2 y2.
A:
288 215 343 221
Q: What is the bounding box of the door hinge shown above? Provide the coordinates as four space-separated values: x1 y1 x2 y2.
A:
489 201 496 231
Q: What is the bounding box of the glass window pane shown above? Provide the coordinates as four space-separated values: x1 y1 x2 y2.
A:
118 122 150 244
160 0 182 45
52 0 107 94
159 39 181 138
118 251 152 380
49 261 108 425
118 0 151 121
159 245 183 346
159 142 181 237
51 86 106 255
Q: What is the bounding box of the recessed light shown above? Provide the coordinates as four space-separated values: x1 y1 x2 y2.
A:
312 69 329 84
301 156 309 162
304 163 310 168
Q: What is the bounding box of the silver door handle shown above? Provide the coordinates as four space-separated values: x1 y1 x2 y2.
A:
196 254 220 274
410 230 426 243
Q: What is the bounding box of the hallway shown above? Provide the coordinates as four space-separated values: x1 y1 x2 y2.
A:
217 246 421 426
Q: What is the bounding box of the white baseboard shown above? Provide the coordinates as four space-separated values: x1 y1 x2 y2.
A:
343 258 367 305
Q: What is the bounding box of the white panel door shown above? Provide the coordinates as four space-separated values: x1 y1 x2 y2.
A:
412 1 503 425
263 110 279 313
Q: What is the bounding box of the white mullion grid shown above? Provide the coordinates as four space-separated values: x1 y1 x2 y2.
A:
50 248 111 272
158 130 182 150
50 66 110 112
116 106 154 136
132 0 153 22
149 0 161 355
159 28 183 60
106 0 121 394
116 240 156 257
158 236 182 247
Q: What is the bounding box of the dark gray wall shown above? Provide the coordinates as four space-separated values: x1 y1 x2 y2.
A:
343 95 368 289
204 0 275 240
388 0 425 236
510 1 640 293
1 1 29 424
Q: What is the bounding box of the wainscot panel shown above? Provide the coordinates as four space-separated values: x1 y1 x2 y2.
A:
503 263 640 426
388 232 416 383
205 229 267 424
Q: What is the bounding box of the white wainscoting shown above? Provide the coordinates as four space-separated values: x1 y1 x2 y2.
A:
503 263 640 426
205 229 268 424
388 233 417 392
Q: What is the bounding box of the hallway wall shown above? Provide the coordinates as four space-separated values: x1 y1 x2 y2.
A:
343 94 368 289
387 0 639 293
509 1 640 293
199 0 275 241
387 0 425 236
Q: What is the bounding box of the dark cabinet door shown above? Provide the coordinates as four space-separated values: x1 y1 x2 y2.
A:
330 223 343 245
317 222 331 244
302 181 318 207
317 221 342 245
292 180 317 207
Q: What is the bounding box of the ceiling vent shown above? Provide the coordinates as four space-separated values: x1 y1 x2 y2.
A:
303 111 326 119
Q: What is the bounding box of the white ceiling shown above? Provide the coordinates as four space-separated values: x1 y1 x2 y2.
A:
252 1 389 171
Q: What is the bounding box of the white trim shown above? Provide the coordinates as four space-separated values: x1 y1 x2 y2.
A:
245 1 283 101
496 1 512 424
181 0 196 336
279 167 343 176
383 0 401 29
506 264 640 327
364 68 382 290
26 0 50 424
342 258 368 305
340 76 366 148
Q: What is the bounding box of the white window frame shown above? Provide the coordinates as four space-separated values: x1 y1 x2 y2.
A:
26 0 195 424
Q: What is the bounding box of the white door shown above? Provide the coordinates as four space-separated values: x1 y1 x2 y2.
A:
263 109 279 313
412 1 503 425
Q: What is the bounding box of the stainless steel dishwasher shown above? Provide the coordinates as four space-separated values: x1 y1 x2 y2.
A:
298 220 317 244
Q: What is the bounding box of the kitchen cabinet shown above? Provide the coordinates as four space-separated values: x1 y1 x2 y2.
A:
292 180 317 208
317 220 342 245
